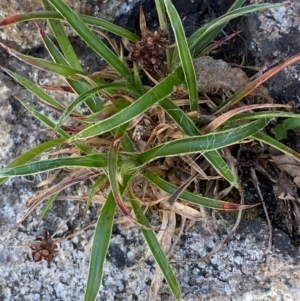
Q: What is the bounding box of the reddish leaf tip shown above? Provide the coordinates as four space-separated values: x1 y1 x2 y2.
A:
0 16 19 26
39 28 46 38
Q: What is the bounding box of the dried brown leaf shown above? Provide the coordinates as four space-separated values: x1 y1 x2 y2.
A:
161 197 203 221
37 170 61 188
201 103 292 134
271 154 300 187
148 211 176 301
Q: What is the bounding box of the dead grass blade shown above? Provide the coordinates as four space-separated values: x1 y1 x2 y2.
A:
162 197 203 221
18 169 100 227
250 167 272 252
199 192 244 261
148 211 176 301
167 216 186 258
203 30 242 55
201 103 292 134
36 170 61 188
166 173 197 205
251 53 300 91
55 194 106 204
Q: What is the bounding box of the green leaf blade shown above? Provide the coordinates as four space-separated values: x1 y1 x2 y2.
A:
1 67 66 112
159 98 238 187
144 169 250 210
0 11 140 42
138 118 270 164
188 3 286 58
48 0 133 82
130 195 181 300
42 0 82 71
164 0 198 111
55 84 134 130
70 67 185 140
84 193 116 301
253 132 300 162
0 154 108 177
0 137 66 184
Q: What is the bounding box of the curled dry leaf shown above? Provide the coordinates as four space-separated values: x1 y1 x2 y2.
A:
161 197 203 221
271 154 300 187
273 172 297 201
272 171 300 240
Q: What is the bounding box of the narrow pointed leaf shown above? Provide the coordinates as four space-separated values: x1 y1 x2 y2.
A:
130 194 181 300
213 53 300 114
108 127 151 228
56 84 134 130
0 11 140 42
0 41 85 77
0 137 66 184
164 0 198 111
84 193 116 301
38 193 58 223
188 3 287 59
17 97 94 154
0 154 108 177
42 0 82 70
17 97 70 138
201 104 290 134
171 0 246 65
253 132 300 162
70 67 185 141
138 118 270 164
84 174 107 216
154 0 173 71
17 170 99 227
1 67 66 112
48 0 133 82
225 111 300 124
38 24 103 112
144 169 257 210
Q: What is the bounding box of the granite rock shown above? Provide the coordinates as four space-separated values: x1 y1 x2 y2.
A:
243 0 300 104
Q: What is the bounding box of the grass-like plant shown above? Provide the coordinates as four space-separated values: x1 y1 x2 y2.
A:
0 0 299 300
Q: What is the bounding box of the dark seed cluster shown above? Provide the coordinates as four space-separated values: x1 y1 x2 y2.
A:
30 231 58 263
128 29 169 74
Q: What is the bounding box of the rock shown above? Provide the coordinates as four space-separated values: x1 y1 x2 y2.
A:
242 0 300 104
